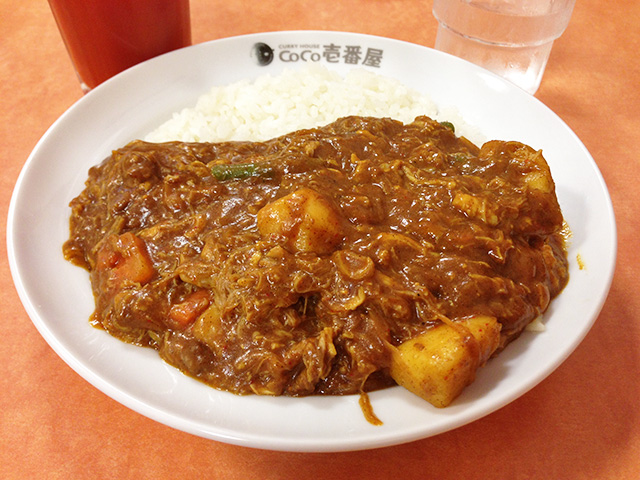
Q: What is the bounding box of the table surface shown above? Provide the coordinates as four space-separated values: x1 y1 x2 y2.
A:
2 1 639 478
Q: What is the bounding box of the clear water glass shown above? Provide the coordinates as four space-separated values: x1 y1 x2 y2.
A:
433 0 576 94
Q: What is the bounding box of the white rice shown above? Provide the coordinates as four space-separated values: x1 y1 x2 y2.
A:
145 64 482 144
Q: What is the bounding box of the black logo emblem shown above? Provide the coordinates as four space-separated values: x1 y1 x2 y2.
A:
251 43 274 66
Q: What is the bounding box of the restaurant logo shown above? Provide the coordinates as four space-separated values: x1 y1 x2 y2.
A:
251 42 384 68
251 43 275 66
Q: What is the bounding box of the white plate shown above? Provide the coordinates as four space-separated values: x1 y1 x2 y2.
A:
7 31 616 452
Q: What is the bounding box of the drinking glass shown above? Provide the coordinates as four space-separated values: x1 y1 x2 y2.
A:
433 0 576 94
48 0 191 92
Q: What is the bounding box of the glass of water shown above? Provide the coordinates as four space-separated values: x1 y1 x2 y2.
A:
432 0 576 94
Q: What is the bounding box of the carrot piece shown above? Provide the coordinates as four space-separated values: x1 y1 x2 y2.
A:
169 290 210 328
96 232 155 285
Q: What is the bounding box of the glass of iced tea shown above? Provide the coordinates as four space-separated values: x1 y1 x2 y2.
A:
48 0 191 93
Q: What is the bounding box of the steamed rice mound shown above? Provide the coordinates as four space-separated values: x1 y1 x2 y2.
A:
145 65 477 144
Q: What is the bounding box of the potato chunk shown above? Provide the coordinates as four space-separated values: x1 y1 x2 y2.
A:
389 315 501 407
257 188 344 254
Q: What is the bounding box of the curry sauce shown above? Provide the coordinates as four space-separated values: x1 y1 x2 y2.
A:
63 116 568 398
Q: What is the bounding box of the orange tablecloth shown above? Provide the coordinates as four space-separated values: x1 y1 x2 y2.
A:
1 1 638 478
